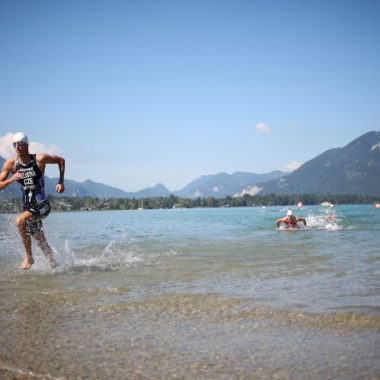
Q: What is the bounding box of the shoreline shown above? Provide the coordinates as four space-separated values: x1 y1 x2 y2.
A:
1 193 380 213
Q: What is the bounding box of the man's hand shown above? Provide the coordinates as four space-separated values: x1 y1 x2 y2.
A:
56 183 65 193
11 171 23 182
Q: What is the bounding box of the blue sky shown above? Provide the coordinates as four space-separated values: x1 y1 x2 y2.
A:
1 0 379 191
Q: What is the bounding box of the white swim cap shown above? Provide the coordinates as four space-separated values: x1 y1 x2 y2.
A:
287 210 293 216
13 132 28 144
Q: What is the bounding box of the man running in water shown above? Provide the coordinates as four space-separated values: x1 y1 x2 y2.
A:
0 132 65 269
276 210 307 229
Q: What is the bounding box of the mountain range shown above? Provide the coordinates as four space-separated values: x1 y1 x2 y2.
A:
252 131 380 196
1 131 379 199
173 171 285 198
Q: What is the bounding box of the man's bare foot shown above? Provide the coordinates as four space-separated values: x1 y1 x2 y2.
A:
47 255 58 269
18 256 34 270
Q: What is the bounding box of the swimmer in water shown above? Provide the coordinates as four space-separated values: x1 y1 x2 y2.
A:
276 210 307 229
325 215 337 221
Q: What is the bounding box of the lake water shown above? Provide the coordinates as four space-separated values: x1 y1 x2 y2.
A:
0 205 379 379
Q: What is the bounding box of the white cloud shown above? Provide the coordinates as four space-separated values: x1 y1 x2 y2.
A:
253 123 271 135
0 132 63 159
282 161 303 172
29 142 63 155
0 132 14 159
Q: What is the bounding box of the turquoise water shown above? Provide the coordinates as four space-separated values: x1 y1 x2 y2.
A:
0 205 379 379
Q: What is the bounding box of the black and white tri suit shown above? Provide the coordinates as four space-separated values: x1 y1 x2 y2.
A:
15 154 50 235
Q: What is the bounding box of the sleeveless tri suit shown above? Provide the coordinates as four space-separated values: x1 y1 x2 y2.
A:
284 216 298 228
15 154 50 235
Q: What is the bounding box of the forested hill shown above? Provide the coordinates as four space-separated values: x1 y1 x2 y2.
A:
256 131 380 196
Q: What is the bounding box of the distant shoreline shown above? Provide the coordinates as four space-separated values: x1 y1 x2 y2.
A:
1 194 379 213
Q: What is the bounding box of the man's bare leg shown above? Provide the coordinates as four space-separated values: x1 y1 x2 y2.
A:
15 212 34 270
34 232 58 268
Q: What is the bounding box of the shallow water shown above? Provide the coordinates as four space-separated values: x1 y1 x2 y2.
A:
0 205 379 379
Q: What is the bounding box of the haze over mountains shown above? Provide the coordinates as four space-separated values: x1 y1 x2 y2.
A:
1 131 379 199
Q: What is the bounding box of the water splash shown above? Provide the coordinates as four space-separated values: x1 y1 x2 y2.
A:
55 242 140 273
306 213 342 230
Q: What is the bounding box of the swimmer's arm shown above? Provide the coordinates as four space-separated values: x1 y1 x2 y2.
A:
37 154 65 193
276 217 285 228
297 217 307 226
0 158 19 190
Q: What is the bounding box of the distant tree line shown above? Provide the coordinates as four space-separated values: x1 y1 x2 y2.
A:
1 193 379 213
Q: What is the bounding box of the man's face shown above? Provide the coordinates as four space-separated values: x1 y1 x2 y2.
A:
13 141 28 154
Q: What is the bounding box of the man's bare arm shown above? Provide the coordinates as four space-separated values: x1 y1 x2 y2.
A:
296 217 307 226
0 158 20 191
37 154 65 193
